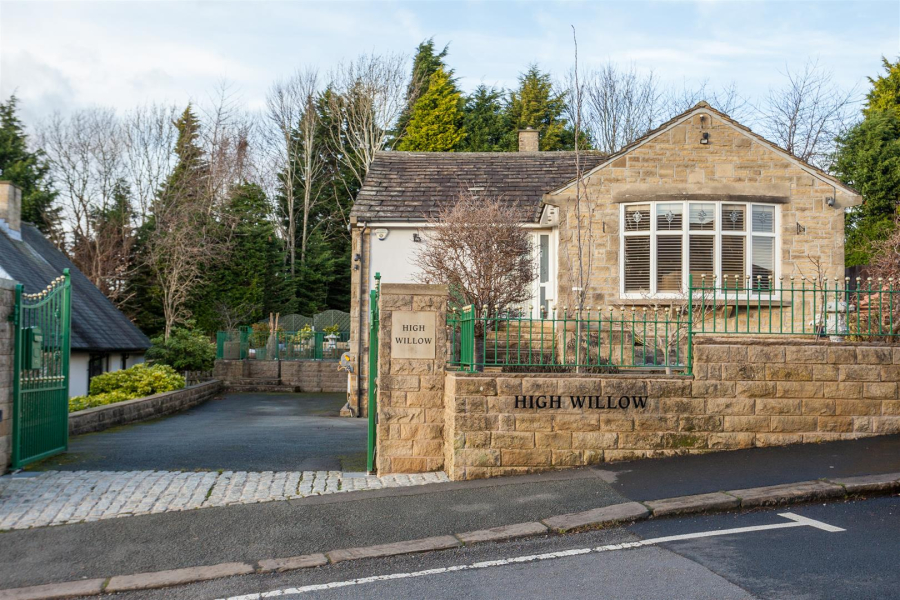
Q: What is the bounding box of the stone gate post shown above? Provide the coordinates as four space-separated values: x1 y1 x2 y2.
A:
375 284 448 474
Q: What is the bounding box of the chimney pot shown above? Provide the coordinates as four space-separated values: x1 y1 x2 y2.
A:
518 127 539 152
0 181 22 237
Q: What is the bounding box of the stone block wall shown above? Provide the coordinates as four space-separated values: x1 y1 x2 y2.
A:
0 280 14 473
443 336 900 480
213 360 346 393
375 283 448 474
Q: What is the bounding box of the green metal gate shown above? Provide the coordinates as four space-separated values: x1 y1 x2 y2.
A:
11 269 72 469
366 273 381 473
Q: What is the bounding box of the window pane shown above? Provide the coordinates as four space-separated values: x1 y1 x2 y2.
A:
689 236 715 285
722 204 745 231
752 236 775 290
752 205 775 233
624 237 650 291
721 236 746 290
689 203 716 231
656 203 683 231
539 234 549 283
624 204 650 232
657 236 682 292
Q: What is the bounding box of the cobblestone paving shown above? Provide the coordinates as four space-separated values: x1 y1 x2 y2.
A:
0 470 449 531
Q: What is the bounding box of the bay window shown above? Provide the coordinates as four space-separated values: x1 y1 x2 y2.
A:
620 201 779 297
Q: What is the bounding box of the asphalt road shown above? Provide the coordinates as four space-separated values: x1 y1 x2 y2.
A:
28 392 366 472
94 496 899 600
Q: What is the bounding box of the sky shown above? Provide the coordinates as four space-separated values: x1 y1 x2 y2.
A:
1 0 898 126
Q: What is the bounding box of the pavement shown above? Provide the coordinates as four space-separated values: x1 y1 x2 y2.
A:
1 434 899 596
72 497 900 600
27 392 366 472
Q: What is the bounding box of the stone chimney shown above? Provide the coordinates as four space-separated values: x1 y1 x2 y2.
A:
518 127 539 152
0 181 22 240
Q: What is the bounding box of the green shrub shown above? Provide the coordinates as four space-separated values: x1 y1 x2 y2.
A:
146 326 216 371
69 363 185 412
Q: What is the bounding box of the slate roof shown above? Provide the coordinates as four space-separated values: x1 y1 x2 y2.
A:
351 151 608 223
0 223 151 353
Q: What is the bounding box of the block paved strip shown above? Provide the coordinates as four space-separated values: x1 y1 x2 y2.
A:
105 563 256 592
257 554 329 574
326 535 462 563
541 502 650 532
0 578 106 600
826 472 900 494
456 521 549 544
645 492 741 517
728 480 845 507
0 470 450 531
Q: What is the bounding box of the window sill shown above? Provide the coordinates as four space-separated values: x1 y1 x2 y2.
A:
613 296 794 307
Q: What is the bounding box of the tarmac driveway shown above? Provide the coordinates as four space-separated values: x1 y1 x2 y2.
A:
29 392 367 472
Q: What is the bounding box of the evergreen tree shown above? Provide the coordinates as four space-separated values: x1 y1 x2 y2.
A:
834 109 900 266
162 105 206 205
190 183 292 333
396 67 465 152
460 85 507 152
503 65 578 151
0 95 59 233
394 39 452 141
865 57 900 118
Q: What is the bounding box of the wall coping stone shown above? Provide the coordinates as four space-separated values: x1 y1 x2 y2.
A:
380 283 448 295
694 335 900 348
446 370 687 381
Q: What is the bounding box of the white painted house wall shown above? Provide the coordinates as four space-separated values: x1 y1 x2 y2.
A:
369 226 423 289
69 352 145 398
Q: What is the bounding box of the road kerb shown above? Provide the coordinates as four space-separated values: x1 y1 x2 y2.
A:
2 474 897 598
0 579 106 600
826 472 900 494
541 501 650 532
326 535 462 564
257 553 329 573
456 521 549 544
105 562 255 593
645 492 740 517
728 480 845 508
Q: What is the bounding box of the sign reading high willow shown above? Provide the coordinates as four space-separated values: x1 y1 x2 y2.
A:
515 395 649 409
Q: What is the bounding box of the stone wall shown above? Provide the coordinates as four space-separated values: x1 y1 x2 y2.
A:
375 283 448 474
69 380 223 436
443 337 900 480
213 360 346 393
0 279 14 473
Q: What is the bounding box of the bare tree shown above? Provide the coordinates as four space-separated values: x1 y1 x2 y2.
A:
666 79 750 121
757 60 857 168
122 103 179 223
414 191 535 313
40 108 136 304
326 53 413 194
578 63 664 153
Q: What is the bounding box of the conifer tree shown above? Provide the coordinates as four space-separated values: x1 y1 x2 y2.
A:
394 39 452 140
397 67 465 152
865 57 900 118
503 65 578 151
460 85 507 152
0 95 59 233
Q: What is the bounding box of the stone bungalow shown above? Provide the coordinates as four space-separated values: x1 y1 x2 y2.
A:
347 102 862 418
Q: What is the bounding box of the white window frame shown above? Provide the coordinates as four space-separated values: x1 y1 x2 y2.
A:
619 201 781 299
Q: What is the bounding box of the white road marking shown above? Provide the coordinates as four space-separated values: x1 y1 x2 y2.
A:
218 512 844 600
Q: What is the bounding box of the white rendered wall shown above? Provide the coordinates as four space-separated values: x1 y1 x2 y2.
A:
70 353 90 398
369 227 424 289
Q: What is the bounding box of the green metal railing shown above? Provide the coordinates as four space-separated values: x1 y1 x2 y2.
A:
690 274 900 339
215 329 350 361
448 275 900 375
367 273 381 474
450 303 692 374
11 270 72 469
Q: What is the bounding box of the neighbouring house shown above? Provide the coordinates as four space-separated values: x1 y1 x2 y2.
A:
346 102 862 416
0 181 150 398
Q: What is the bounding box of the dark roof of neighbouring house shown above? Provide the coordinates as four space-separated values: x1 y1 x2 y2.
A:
0 223 151 353
350 151 608 223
